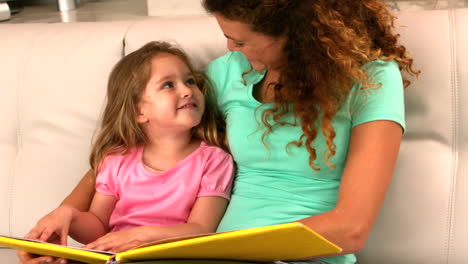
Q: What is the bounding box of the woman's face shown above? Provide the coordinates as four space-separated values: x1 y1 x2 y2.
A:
214 13 286 71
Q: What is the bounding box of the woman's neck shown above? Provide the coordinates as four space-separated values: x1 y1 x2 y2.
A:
254 70 281 103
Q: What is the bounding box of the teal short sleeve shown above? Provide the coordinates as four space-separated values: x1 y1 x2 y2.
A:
205 52 254 109
206 53 229 101
349 60 406 132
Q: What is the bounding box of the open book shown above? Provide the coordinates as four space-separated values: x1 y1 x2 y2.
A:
0 222 342 264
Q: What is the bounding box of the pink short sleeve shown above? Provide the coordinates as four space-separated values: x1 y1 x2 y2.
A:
198 150 234 200
95 155 118 197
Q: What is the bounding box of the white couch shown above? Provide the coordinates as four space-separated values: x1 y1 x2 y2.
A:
1 8 467 264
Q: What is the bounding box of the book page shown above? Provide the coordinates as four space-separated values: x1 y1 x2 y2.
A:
0 235 114 255
133 232 215 249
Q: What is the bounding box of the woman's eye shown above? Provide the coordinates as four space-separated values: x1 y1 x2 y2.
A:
162 82 174 89
234 42 244 47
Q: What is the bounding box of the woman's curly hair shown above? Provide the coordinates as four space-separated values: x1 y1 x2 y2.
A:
203 0 419 170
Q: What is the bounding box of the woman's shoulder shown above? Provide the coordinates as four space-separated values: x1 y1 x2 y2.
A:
210 51 249 66
205 51 251 98
207 51 251 76
362 59 400 78
351 59 402 92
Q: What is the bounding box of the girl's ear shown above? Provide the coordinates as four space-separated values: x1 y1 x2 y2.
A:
136 107 148 124
136 114 148 124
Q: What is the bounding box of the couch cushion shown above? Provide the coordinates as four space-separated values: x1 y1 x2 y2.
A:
0 21 133 238
357 8 468 263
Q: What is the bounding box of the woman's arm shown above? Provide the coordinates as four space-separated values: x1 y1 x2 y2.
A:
60 169 96 211
298 120 403 255
17 169 97 264
83 196 229 252
68 192 116 244
24 169 96 242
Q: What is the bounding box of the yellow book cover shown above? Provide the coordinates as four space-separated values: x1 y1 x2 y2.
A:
0 222 342 264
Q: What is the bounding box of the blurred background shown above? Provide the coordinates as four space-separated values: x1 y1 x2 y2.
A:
1 0 467 23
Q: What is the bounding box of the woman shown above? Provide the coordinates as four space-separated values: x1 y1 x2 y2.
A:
18 1 419 263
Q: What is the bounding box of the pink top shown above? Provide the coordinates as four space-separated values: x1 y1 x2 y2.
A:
95 142 234 232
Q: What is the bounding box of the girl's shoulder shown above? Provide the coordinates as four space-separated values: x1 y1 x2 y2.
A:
198 141 232 160
199 141 230 154
102 146 143 165
97 146 142 175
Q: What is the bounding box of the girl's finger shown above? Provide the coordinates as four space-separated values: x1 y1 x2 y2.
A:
112 240 143 253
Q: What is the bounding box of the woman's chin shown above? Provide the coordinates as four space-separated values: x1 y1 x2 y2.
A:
250 61 267 71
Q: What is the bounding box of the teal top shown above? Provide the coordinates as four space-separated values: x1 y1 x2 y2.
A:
206 51 405 264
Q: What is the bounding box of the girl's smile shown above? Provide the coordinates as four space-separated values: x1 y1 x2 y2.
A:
137 53 205 133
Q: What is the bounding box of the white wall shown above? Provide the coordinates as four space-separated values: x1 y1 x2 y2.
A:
147 0 206 17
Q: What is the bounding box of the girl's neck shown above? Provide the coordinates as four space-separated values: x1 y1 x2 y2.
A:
145 131 194 152
141 132 201 172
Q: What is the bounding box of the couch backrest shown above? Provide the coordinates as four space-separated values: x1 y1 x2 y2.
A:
0 21 131 236
0 8 467 263
358 8 468 263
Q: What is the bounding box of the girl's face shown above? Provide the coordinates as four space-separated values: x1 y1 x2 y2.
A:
137 53 205 134
214 13 287 71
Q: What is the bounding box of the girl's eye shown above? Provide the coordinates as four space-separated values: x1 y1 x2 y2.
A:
162 81 174 89
186 78 197 86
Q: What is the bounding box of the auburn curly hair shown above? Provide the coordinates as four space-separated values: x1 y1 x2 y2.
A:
203 0 419 171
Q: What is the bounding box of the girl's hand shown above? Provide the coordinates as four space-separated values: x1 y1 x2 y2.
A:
17 206 75 264
83 226 150 252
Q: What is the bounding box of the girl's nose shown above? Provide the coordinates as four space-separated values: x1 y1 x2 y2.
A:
182 85 193 98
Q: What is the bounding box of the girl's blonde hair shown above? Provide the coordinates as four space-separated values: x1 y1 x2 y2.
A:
89 41 227 175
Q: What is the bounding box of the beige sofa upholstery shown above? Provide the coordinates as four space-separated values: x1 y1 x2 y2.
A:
1 8 467 263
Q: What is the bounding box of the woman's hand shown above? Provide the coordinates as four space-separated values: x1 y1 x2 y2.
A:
17 233 66 264
83 226 149 252
17 234 66 264
17 205 75 264
25 205 74 244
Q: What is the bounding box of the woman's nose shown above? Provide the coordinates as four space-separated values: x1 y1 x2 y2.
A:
227 39 236 52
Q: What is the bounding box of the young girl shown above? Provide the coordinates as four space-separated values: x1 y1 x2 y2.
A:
25 41 234 256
